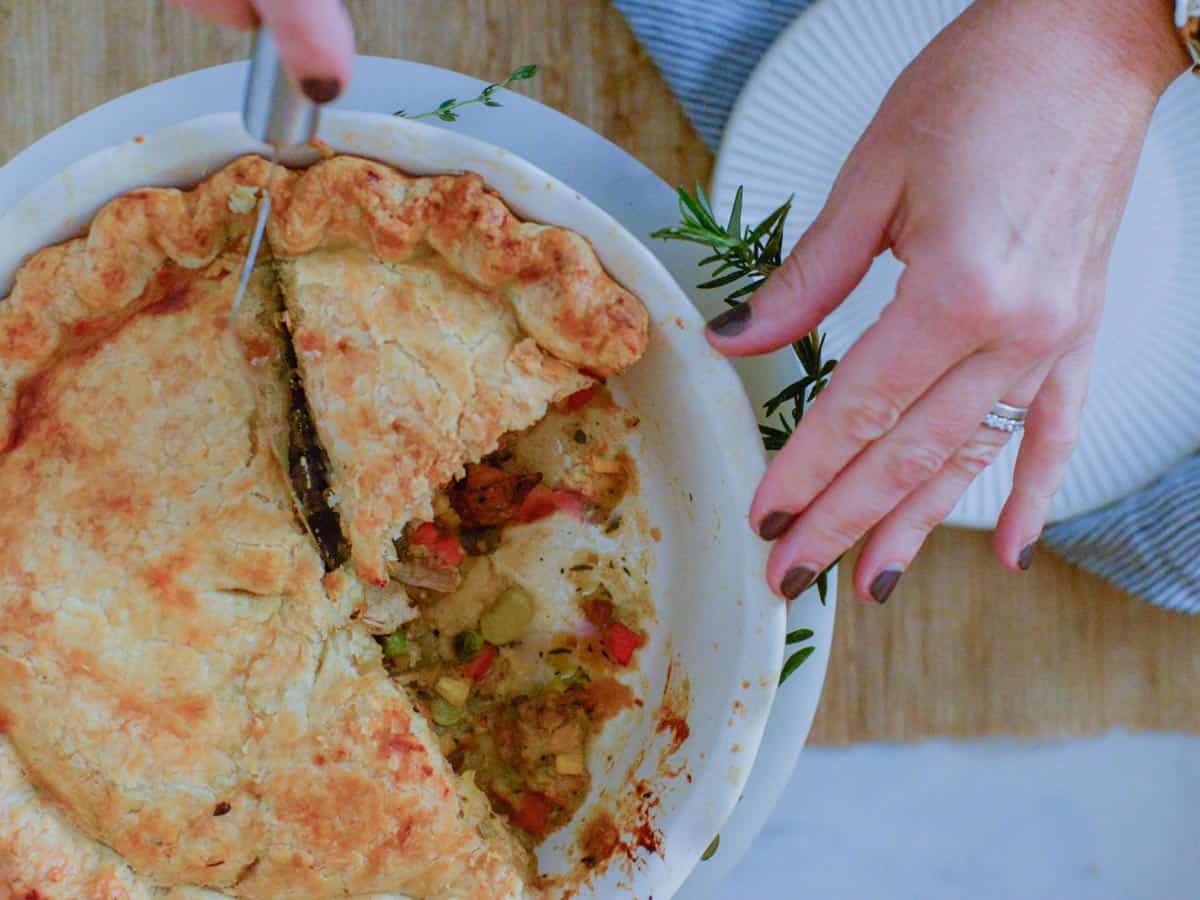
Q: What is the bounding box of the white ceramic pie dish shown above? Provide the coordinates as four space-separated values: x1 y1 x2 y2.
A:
0 111 784 898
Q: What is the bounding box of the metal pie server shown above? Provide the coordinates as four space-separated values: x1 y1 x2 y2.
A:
232 32 348 569
231 28 322 318
243 28 322 149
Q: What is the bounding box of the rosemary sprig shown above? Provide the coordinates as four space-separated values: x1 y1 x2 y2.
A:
780 628 816 686
395 64 539 121
760 331 838 453
650 184 789 305
654 185 840 690
656 188 843 865
652 184 838 459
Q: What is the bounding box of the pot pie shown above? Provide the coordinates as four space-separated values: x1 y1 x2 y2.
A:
0 155 650 898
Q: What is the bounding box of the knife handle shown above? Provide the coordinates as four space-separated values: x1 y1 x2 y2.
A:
243 29 320 148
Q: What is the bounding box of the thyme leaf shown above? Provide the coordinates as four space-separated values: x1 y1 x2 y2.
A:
396 65 539 122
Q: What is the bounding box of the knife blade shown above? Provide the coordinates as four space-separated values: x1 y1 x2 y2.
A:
231 26 321 321
229 166 273 322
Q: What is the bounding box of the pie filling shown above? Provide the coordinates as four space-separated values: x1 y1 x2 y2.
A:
275 307 648 846
266 229 650 849
377 397 648 846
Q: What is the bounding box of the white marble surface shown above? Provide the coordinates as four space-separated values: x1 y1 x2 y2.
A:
705 732 1199 900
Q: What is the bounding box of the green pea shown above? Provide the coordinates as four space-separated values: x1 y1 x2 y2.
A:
431 697 464 727
382 630 407 658
455 630 484 661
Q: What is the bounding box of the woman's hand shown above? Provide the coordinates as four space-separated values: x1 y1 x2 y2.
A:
173 0 354 102
707 0 1190 602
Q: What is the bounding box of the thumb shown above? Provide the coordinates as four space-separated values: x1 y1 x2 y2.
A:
255 0 356 102
705 164 895 357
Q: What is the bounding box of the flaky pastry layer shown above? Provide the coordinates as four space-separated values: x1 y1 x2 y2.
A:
268 157 648 583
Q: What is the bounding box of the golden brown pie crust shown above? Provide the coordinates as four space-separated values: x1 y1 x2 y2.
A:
0 154 648 898
269 157 648 584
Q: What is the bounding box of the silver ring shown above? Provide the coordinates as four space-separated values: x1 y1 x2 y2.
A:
982 401 1028 434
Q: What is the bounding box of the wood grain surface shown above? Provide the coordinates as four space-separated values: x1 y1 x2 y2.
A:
3 0 1197 744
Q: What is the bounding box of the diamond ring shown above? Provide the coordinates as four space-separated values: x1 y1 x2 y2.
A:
982 401 1028 434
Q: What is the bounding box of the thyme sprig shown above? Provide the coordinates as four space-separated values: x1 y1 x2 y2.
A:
395 64 539 121
653 185 838 684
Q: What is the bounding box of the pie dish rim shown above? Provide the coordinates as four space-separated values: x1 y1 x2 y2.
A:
0 111 784 900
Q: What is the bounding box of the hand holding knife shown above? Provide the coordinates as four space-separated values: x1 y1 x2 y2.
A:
231 27 325 319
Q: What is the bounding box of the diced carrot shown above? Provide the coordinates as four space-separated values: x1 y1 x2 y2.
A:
409 522 442 547
515 485 557 523
409 522 465 568
463 643 498 681
563 386 597 411
516 484 588 524
434 535 465 567
607 622 644 666
554 490 587 520
513 790 551 836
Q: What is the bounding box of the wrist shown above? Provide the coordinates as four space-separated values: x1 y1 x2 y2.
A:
980 0 1191 99
1075 0 1192 95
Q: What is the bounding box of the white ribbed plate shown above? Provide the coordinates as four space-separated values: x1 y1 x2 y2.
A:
713 0 1200 528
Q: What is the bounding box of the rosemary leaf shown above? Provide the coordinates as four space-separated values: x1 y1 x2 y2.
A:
763 378 813 418
697 269 751 290
780 646 815 685
745 198 792 246
816 557 842 606
725 186 744 239
724 280 763 304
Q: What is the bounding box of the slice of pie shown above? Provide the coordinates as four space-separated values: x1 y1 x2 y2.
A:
269 157 647 586
0 154 648 897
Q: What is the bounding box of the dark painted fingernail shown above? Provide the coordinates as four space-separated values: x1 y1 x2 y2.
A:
300 77 342 104
706 303 751 337
758 510 797 541
869 569 902 604
780 566 817 600
1018 543 1036 571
